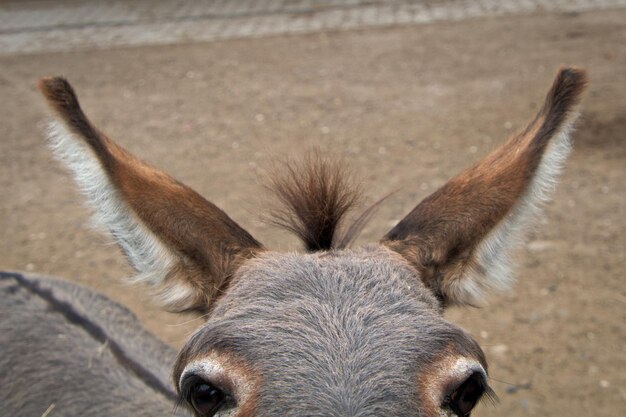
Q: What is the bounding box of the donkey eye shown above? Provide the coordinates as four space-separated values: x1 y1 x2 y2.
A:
188 380 226 416
445 371 486 417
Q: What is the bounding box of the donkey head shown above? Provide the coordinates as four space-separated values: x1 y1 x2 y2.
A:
39 68 587 417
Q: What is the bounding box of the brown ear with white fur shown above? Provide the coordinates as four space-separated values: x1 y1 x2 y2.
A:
382 67 588 306
39 77 263 313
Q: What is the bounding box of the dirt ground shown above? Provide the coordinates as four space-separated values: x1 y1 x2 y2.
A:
1 8 624 417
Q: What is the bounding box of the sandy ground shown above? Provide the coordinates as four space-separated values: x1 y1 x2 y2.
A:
1 8 624 417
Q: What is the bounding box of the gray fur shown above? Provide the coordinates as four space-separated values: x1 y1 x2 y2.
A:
0 271 188 417
177 246 485 417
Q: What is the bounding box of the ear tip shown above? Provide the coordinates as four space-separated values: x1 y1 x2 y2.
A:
38 76 75 99
559 65 588 80
37 76 82 115
553 66 590 96
540 66 589 122
38 76 70 94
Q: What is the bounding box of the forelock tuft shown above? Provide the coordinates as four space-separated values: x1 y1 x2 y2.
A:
264 151 367 252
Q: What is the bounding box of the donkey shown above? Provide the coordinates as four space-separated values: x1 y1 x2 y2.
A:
6 67 587 417
0 271 186 416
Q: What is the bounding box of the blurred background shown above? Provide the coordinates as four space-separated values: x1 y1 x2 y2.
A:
1 1 624 415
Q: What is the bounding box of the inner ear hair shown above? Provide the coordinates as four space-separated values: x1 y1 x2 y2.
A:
382 67 589 306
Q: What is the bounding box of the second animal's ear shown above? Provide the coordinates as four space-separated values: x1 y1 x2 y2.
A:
382 68 588 307
39 77 263 313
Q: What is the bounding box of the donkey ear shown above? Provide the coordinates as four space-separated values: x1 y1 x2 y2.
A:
39 77 263 313
382 68 588 307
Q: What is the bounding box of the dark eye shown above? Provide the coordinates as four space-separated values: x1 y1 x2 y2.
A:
446 371 486 417
183 376 227 417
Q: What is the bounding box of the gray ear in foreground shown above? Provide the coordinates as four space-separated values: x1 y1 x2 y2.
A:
382 68 589 307
39 77 263 313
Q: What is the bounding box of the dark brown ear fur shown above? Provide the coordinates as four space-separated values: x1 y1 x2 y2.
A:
264 152 364 252
39 77 263 312
382 67 588 306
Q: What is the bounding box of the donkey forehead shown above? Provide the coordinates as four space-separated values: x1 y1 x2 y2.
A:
212 245 442 331
177 247 486 414
222 245 440 313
